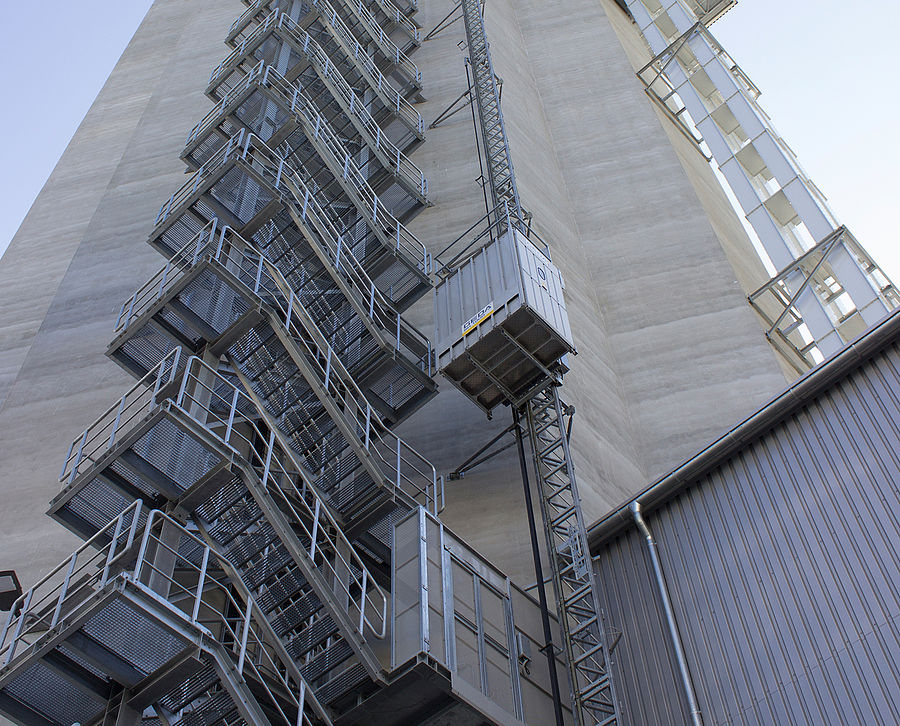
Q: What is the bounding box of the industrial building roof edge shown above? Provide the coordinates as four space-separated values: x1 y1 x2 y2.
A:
587 306 900 552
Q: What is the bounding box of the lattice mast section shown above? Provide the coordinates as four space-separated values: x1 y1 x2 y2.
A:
526 389 621 726
458 1 621 724
460 0 524 232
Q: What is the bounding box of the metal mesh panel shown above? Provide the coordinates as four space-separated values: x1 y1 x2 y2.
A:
209 166 274 226
65 476 143 534
187 120 239 169
81 598 187 677
118 325 183 375
173 689 241 726
178 268 251 336
3 660 107 726
130 418 223 493
159 212 207 257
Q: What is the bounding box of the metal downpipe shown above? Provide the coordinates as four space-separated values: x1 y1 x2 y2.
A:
631 502 703 726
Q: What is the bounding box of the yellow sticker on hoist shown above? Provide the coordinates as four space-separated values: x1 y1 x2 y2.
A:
462 302 494 336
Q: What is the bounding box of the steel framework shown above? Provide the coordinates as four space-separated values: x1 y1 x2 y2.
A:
0 1 579 724
624 0 898 371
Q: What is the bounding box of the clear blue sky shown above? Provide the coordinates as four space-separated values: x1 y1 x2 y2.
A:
0 1 897 281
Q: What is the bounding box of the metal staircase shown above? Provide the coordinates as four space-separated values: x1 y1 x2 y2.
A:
1 1 585 724
183 62 428 210
207 8 423 141
1 501 330 726
1 1 437 721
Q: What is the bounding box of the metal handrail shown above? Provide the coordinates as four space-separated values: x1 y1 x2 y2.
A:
59 348 183 485
255 72 430 267
55 344 395 640
232 0 420 47
116 212 430 376
186 228 439 511
263 64 427 200
209 9 424 135
132 510 331 725
0 503 330 726
239 132 430 285
1 502 145 667
175 357 392 638
199 43 426 197
311 0 421 85
115 221 219 334
369 0 420 42
227 0 268 42
185 61 266 149
155 128 247 228
310 2 422 117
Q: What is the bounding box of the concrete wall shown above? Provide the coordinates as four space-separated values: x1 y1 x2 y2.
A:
0 0 243 593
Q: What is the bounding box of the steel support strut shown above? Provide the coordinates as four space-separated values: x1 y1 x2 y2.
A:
525 387 621 726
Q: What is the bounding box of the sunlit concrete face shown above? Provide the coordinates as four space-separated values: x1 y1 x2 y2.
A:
0 0 786 618
0 0 244 598
398 0 787 583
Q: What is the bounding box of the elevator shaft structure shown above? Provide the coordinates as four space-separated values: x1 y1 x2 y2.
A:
627 0 898 372
460 0 524 233
446 2 623 724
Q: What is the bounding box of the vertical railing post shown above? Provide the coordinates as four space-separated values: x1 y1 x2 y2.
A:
192 547 210 624
237 601 253 674
50 553 78 629
69 429 89 485
101 513 127 587
225 388 240 444
108 395 128 450
3 589 33 667
309 499 321 562
359 569 368 635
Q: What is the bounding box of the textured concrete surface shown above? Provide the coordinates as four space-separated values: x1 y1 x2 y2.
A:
399 0 787 584
0 0 789 627
0 0 243 594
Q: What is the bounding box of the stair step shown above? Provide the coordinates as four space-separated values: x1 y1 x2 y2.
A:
285 614 339 659
300 639 354 682
316 662 370 706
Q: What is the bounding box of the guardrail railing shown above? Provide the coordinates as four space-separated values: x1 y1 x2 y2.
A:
59 348 184 486
177 356 393 638
311 0 421 85
0 502 331 726
209 10 424 136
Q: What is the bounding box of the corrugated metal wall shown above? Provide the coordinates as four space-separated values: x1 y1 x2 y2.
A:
594 338 900 725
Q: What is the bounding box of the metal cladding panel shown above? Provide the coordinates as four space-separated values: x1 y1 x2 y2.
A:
515 230 574 350
593 338 900 725
434 229 522 361
434 230 575 411
434 229 574 362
